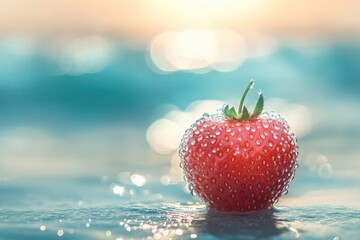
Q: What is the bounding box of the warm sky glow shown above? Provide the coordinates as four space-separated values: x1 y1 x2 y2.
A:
0 0 359 43
149 29 246 72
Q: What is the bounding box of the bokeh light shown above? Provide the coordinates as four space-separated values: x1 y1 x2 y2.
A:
149 29 246 73
46 35 114 76
146 100 224 154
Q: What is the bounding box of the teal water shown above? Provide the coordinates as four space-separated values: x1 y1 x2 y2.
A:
2 203 359 240
1 175 359 240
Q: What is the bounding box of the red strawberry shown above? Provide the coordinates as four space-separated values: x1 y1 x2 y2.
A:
179 80 298 212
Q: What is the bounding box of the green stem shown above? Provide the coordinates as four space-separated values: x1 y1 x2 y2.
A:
238 80 254 114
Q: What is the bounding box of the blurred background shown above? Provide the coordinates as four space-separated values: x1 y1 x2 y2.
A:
0 1 360 239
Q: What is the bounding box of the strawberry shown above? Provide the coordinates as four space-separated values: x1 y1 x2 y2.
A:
179 80 298 212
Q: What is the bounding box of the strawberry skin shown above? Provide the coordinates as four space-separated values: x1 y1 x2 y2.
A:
179 81 298 212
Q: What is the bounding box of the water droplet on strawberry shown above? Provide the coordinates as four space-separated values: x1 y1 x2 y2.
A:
190 186 197 196
273 133 279 140
260 133 266 139
178 99 299 213
282 189 288 196
283 125 290 134
270 112 278 119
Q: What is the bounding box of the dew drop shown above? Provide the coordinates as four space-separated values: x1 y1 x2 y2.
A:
215 130 221 136
283 126 290 134
190 188 197 196
270 112 278 119
269 142 274 148
273 133 279 140
262 112 269 118
262 122 269 128
256 140 261 145
226 127 231 133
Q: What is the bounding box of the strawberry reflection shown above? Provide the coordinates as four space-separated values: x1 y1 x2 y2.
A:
190 208 288 239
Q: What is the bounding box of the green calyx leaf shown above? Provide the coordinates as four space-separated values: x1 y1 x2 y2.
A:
239 106 250 120
223 80 265 122
251 92 264 117
238 80 254 115
223 105 239 119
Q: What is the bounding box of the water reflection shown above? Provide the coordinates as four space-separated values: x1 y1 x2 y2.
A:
1 199 359 239
192 208 288 239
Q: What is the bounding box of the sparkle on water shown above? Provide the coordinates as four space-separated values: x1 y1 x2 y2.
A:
0 158 359 240
0 201 359 239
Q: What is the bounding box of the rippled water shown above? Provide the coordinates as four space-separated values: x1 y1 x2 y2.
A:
1 178 359 240
2 202 359 240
